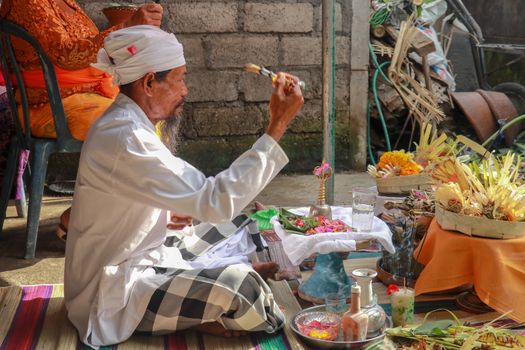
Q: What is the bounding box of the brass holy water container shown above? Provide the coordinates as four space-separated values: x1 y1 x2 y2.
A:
309 162 333 219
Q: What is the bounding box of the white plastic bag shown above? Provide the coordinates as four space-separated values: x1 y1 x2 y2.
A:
408 26 456 91
420 0 448 25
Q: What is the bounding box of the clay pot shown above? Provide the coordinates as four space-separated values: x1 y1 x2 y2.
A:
476 89 519 147
451 91 497 143
103 5 138 27
451 89 519 146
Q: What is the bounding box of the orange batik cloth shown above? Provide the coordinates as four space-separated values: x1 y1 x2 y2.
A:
0 0 122 140
414 219 525 322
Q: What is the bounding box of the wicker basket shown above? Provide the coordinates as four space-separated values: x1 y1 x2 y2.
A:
435 205 525 239
375 173 433 195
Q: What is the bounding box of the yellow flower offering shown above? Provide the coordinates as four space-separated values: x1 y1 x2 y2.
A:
377 151 422 176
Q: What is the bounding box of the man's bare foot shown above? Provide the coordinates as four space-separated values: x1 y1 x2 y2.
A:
193 322 247 337
254 201 267 211
252 261 279 280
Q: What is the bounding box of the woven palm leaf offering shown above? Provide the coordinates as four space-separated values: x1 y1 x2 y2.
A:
278 208 351 236
369 123 458 195
435 151 525 239
365 311 525 350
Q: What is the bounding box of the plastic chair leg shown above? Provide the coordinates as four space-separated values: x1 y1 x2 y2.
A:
0 140 20 234
24 143 53 259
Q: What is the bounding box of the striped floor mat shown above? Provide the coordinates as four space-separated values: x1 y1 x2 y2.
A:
0 257 511 350
0 281 304 350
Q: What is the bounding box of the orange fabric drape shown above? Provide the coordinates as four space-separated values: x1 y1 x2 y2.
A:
19 66 118 100
13 66 118 140
414 219 525 322
21 92 114 140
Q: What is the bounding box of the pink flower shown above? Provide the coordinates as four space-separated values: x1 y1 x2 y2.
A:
313 162 332 177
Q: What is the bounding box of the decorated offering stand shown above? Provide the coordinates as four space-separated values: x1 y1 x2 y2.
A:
297 244 371 305
272 162 395 304
273 167 393 304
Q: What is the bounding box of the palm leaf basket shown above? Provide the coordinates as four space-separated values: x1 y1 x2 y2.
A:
435 205 525 239
376 173 433 195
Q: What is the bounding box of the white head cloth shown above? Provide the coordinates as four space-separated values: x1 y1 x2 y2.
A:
92 25 185 85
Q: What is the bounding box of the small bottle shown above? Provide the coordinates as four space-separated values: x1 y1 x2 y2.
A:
342 284 369 341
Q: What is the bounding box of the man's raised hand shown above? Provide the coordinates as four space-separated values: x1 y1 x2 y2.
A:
125 3 163 28
266 72 304 142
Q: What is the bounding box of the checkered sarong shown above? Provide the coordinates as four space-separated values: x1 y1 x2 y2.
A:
135 215 285 334
165 214 254 261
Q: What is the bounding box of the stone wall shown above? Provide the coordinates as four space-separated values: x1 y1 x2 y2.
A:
78 0 355 175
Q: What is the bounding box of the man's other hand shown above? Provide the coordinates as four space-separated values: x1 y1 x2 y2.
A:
266 72 304 142
125 3 163 28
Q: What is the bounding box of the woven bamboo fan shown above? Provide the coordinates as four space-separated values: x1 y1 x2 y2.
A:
376 173 432 195
435 206 525 239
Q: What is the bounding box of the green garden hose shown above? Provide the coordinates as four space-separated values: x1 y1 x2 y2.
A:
367 42 393 163
372 61 392 152
367 101 376 165
370 7 390 28
482 114 525 148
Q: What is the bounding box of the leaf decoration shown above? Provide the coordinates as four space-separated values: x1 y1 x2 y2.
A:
278 208 318 234
414 320 454 336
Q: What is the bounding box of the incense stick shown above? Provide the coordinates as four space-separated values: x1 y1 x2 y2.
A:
244 63 306 91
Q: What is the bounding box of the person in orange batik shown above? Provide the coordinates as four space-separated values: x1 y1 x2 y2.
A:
0 0 163 140
0 0 163 241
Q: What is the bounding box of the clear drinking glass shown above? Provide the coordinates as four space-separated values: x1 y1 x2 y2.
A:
325 292 348 315
351 187 377 232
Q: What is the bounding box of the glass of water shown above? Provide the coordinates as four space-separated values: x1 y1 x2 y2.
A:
351 187 377 232
325 291 348 314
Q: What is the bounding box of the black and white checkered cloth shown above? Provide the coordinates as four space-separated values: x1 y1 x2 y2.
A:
136 214 285 334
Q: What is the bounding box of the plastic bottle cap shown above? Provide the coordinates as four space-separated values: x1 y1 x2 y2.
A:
351 284 361 293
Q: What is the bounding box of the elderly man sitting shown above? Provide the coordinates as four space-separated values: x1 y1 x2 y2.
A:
64 25 304 347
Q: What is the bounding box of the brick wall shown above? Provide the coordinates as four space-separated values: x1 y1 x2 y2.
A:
78 0 355 175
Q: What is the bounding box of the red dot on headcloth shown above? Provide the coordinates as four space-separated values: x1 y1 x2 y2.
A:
127 45 137 55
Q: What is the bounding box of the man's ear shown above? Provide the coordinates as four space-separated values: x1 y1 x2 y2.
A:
142 72 156 97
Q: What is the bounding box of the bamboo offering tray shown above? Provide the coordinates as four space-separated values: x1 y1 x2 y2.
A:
376 173 432 195
436 206 525 239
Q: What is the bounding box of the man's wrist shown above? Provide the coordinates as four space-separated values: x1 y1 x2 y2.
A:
265 122 287 142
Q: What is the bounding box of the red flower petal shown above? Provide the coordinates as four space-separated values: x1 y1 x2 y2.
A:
386 284 399 295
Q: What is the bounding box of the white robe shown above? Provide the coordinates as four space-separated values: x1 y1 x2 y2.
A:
64 94 288 347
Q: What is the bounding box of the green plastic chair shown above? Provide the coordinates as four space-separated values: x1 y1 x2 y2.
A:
0 18 83 259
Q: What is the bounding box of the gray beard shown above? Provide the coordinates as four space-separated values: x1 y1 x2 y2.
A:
159 114 181 154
